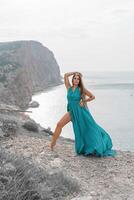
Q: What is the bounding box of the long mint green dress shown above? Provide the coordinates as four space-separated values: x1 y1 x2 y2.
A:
67 86 117 157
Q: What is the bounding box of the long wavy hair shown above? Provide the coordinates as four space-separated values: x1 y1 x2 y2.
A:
71 73 87 107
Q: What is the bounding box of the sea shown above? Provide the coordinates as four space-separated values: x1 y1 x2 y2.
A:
26 70 134 152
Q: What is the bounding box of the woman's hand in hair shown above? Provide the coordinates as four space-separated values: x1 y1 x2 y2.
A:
75 72 82 77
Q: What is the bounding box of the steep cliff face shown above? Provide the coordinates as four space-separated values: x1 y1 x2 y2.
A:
0 40 63 109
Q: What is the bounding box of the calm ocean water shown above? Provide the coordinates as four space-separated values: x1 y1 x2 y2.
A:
26 71 134 152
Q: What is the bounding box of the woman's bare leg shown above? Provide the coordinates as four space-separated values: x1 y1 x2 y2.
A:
49 112 71 150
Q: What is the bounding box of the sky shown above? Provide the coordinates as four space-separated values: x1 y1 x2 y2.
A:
0 0 134 73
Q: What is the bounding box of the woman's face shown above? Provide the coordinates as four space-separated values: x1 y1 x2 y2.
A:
72 75 80 86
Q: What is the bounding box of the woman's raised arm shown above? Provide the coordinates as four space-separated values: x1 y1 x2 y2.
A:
64 72 76 90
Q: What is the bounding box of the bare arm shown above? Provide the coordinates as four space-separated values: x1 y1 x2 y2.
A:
64 72 77 90
83 88 95 103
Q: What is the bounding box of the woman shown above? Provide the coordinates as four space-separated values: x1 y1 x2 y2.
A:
49 71 117 157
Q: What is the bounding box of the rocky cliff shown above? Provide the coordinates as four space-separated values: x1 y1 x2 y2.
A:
0 40 63 109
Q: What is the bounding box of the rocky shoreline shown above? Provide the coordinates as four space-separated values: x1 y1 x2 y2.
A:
0 104 134 200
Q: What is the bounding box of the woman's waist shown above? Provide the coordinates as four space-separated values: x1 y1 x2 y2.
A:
67 99 80 102
67 100 80 107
